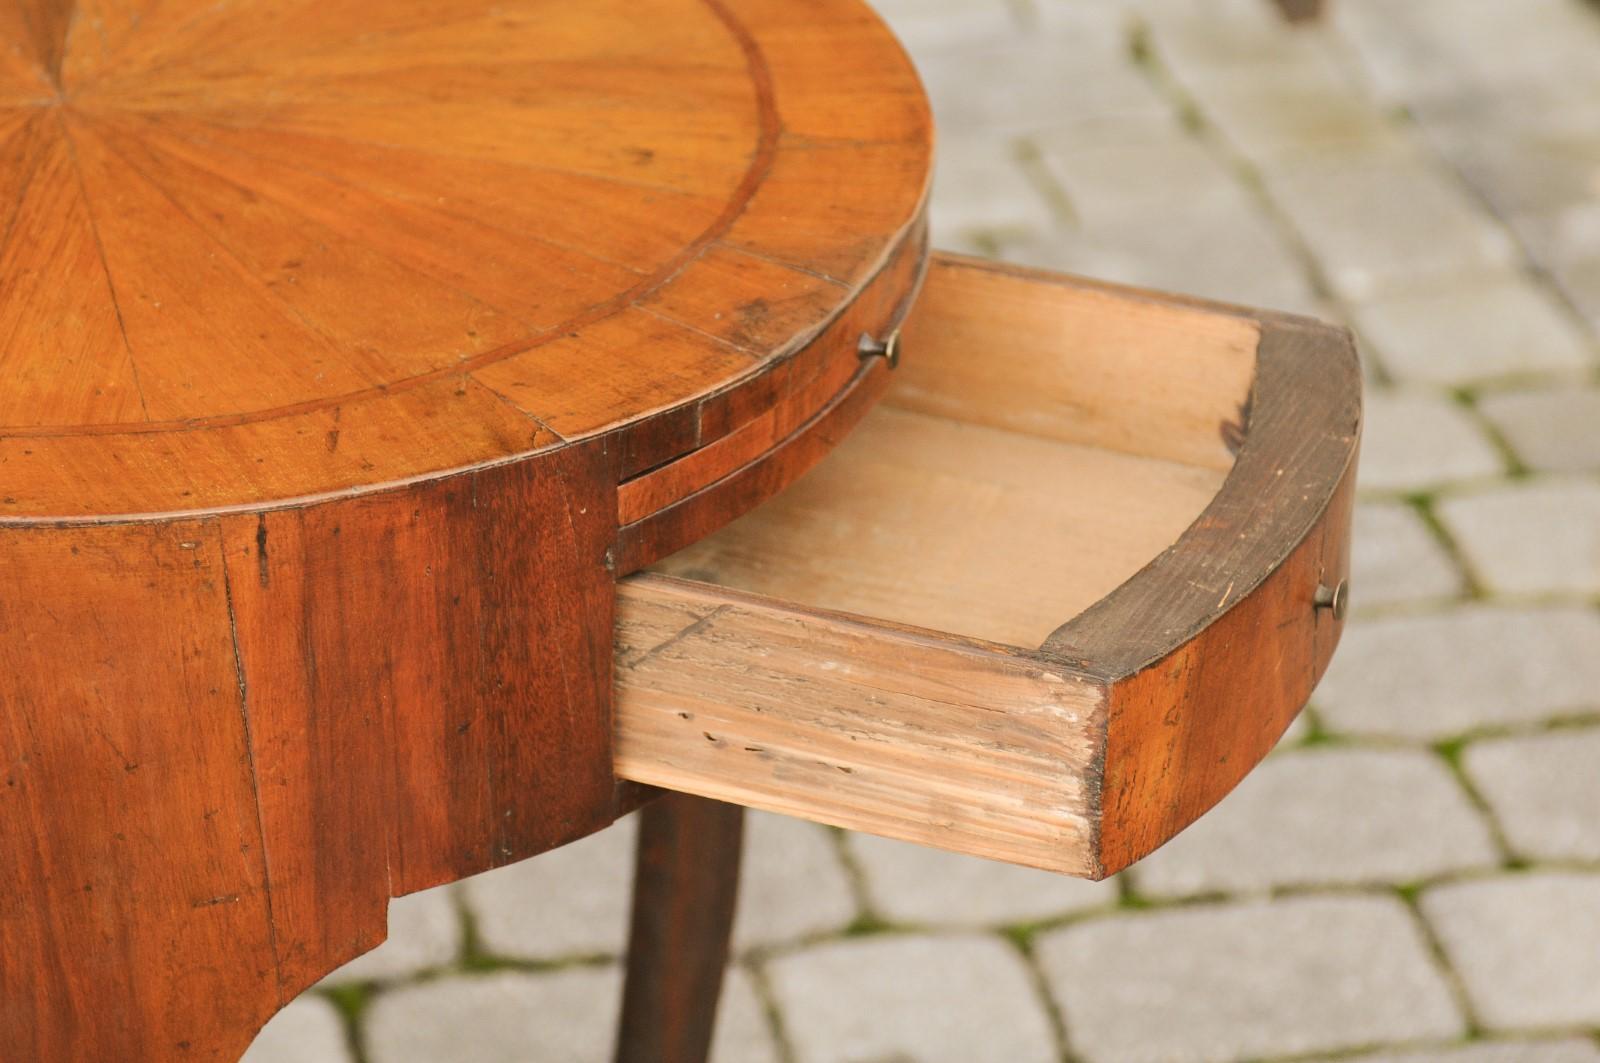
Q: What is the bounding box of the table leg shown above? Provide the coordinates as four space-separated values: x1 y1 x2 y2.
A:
615 793 745 1063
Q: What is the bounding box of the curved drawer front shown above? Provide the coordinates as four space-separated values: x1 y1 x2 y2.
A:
614 253 1361 878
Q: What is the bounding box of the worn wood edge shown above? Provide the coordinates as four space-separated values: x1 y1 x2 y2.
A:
0 195 929 533
1042 315 1362 678
1092 459 1356 874
611 206 930 480
613 346 898 574
613 574 1106 876
613 215 930 516
890 253 1264 475
1048 314 1361 875
927 251 1337 338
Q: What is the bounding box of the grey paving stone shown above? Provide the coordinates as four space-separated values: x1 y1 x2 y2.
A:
1350 501 1465 608
366 968 620 1063
1030 0 1137 48
1033 129 1243 224
241 997 352 1063
1424 107 1600 267
1350 274 1595 386
1552 257 1600 336
917 34 1173 138
869 0 1018 57
1436 479 1600 597
1358 390 1503 494
1330 0 1467 108
1312 605 1600 739
1145 0 1348 89
1456 139 1600 255
733 812 858 952
927 133 1059 249
1133 748 1497 898
766 933 1056 1063
1007 192 1318 313
1036 894 1463 1063
1518 199 1600 273
1479 387 1600 473
320 885 462 986
364 964 777 1063
461 810 856 960
1267 155 1517 301
1278 709 1313 746
1422 872 1600 1031
1465 725 1600 863
1144 10 1404 168
1318 1039 1600 1063
845 832 1118 927
460 816 634 961
709 966 783 1063
1336 0 1600 109
1192 76 1408 172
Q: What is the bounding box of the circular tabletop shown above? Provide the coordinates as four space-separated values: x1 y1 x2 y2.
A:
0 0 930 523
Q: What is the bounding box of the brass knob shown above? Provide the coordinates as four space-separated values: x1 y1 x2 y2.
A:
1314 579 1349 620
857 328 901 369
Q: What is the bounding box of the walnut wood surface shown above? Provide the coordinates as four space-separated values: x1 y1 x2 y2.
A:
615 254 1362 879
0 0 930 522
0 1 930 1057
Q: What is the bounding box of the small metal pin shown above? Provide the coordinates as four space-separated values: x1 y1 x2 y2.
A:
857 328 901 369
1314 579 1349 620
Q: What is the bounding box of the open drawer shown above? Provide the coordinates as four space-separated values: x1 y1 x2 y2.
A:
612 253 1361 879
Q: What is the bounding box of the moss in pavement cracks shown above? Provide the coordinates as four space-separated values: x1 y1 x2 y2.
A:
1404 492 1487 599
842 912 895 937
1298 712 1344 748
319 982 375 1063
1432 736 1469 772
321 982 373 1024
1451 385 1530 478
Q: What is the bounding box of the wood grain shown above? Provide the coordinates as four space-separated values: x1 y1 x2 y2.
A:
652 405 1226 648
0 446 631 1058
892 253 1256 471
0 0 930 523
616 254 1361 879
0 521 279 1060
217 445 621 997
614 578 1104 876
615 220 928 521
615 357 895 574
0 0 931 1055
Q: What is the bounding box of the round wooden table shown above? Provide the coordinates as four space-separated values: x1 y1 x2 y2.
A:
2 1 1367 1058
0 1 929 1057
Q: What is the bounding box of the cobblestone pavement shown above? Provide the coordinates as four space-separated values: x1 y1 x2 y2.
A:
244 1 1600 1060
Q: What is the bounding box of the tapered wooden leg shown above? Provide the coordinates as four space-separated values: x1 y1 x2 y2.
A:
1271 0 1326 22
615 792 745 1063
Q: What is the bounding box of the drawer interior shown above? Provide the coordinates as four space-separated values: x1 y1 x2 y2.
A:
651 397 1230 648
650 262 1256 650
